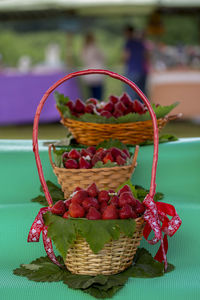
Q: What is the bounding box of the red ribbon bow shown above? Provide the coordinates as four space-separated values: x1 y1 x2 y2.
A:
27 207 62 267
143 194 182 270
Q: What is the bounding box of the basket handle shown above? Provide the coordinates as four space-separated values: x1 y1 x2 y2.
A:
48 144 56 169
33 69 159 207
130 145 139 172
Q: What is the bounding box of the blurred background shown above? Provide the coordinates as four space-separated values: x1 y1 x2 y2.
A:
0 0 200 140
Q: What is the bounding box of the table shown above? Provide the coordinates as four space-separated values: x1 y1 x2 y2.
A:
0 138 200 299
0 71 80 125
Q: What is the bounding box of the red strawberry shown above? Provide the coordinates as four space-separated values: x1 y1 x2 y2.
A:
69 202 85 218
102 204 118 219
62 152 69 161
119 204 133 219
68 149 81 160
91 153 101 166
113 109 123 118
64 199 71 209
122 149 130 158
97 149 106 160
79 157 91 169
132 100 145 114
86 98 98 106
74 99 85 113
86 207 101 220
135 200 145 215
64 159 79 169
100 201 108 213
66 101 74 111
118 192 137 207
110 195 119 207
63 211 70 219
71 190 88 204
74 186 82 193
98 190 110 202
51 200 66 215
109 95 119 104
100 111 112 118
118 185 132 196
124 106 134 115
110 147 126 160
87 146 96 155
82 197 100 211
103 153 114 164
87 183 99 197
103 102 114 112
80 149 93 158
85 104 94 114
116 155 126 166
120 93 132 107
114 101 126 113
131 210 138 219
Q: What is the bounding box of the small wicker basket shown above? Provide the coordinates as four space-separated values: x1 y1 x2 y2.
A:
48 144 139 199
32 69 160 276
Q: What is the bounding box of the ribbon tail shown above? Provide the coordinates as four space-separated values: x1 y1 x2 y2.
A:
154 234 168 271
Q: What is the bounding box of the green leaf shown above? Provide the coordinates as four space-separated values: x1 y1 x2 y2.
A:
93 161 117 168
140 134 178 146
31 181 64 205
96 139 128 150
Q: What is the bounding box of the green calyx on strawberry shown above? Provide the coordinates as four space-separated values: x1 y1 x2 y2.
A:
50 183 145 220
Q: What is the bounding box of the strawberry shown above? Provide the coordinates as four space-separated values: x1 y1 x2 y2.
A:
135 200 145 215
120 93 132 107
118 185 132 196
124 106 134 115
131 210 138 219
64 159 79 169
64 199 71 209
98 190 110 202
86 98 98 106
63 211 70 219
116 155 126 166
114 101 126 113
79 157 91 169
74 99 85 113
71 190 88 204
100 110 112 118
66 101 74 111
87 183 99 197
109 95 119 104
82 197 100 211
122 149 130 158
103 153 114 164
62 152 69 162
132 100 145 114
110 147 126 160
86 207 101 220
74 186 82 193
80 149 93 158
69 202 85 218
113 109 123 118
87 146 96 155
68 149 81 160
51 200 66 215
119 204 133 219
91 153 101 166
102 204 118 219
103 102 114 112
100 201 108 213
110 195 119 207
118 192 137 207
85 104 94 114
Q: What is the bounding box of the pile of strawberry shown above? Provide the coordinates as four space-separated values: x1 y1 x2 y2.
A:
62 146 131 169
51 183 145 220
66 93 147 119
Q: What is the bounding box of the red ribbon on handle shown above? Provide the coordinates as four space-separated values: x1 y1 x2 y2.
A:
143 194 182 270
27 207 62 267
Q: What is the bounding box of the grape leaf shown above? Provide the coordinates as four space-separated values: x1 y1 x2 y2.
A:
96 139 128 150
31 181 64 205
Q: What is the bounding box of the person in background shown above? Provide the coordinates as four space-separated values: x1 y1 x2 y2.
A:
123 25 149 101
81 33 105 100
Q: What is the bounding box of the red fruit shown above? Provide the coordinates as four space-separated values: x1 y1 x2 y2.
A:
68 149 81 160
64 159 79 169
82 197 100 211
63 211 70 219
100 201 108 213
102 204 118 219
71 190 88 204
86 207 101 220
118 185 132 196
110 195 119 207
113 109 123 118
110 147 126 160
118 192 137 207
66 101 74 111
131 210 138 219
103 153 114 164
74 99 85 113
74 186 82 193
100 110 112 118
120 93 132 107
122 149 130 158
80 149 93 158
109 95 119 104
79 157 91 169
124 106 134 115
62 152 69 161
87 183 99 197
51 200 66 216
86 98 98 106
109 189 115 194
103 102 114 112
98 190 110 203
85 104 94 114
91 153 101 166
135 200 145 215
116 155 126 166
87 146 96 155
119 204 133 219
64 199 71 209
114 101 126 113
132 100 145 114
69 202 85 218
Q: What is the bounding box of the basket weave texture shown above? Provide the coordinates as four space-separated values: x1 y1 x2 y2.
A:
65 217 144 275
61 115 175 146
49 144 139 199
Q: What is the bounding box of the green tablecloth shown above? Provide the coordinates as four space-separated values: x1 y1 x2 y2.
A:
0 138 200 300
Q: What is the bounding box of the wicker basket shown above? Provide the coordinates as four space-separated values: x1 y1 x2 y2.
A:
60 113 179 146
48 144 139 198
66 217 144 275
32 69 161 275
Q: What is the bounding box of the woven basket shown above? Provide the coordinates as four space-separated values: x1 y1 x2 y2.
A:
48 144 139 198
60 113 179 146
32 69 161 275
